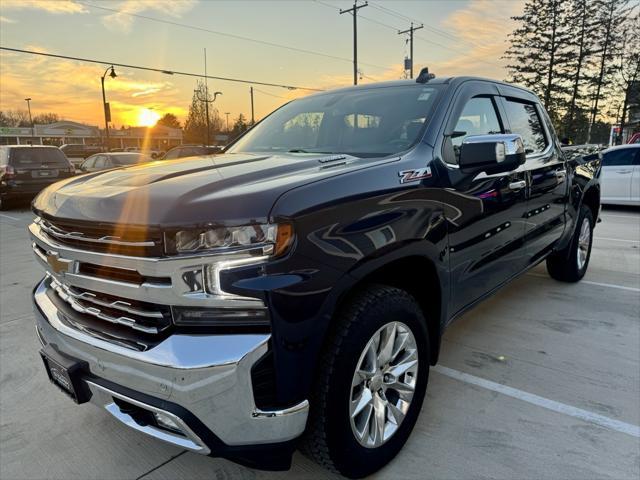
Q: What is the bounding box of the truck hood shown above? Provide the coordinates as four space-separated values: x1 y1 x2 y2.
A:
33 152 364 227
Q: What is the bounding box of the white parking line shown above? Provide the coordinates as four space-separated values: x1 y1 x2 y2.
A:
527 273 640 293
595 237 640 243
602 214 640 220
433 366 640 438
0 213 20 221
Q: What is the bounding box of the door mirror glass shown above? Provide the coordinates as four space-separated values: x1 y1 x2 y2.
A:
459 134 526 174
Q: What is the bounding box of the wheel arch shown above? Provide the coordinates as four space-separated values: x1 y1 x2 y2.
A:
581 184 600 224
334 254 444 366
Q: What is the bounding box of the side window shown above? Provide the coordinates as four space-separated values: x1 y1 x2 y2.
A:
503 99 548 154
449 96 503 162
82 156 96 169
164 148 180 160
602 149 637 167
93 155 107 169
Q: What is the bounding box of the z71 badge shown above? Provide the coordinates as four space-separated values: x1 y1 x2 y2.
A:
398 167 432 184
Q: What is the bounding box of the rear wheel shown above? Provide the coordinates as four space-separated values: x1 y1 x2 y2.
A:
546 205 594 282
301 285 429 479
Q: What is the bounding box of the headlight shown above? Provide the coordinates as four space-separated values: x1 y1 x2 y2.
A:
167 223 293 256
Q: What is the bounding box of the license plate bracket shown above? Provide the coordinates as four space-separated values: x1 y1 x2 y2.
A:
40 346 91 404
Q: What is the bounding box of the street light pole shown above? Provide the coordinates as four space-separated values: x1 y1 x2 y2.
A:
225 112 230 132
24 97 34 143
101 65 117 151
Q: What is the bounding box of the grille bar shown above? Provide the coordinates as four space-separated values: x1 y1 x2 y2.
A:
38 217 156 247
60 283 164 319
51 278 166 334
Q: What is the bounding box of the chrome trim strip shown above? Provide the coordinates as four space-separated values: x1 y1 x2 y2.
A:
87 381 210 454
50 278 161 334
56 281 164 319
252 400 310 418
37 217 156 247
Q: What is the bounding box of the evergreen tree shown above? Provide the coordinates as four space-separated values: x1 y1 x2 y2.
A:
586 0 634 141
504 0 573 122
614 12 639 143
561 0 600 140
183 80 224 144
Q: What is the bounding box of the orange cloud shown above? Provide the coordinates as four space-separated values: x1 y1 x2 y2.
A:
0 47 187 127
428 0 524 79
1 0 87 14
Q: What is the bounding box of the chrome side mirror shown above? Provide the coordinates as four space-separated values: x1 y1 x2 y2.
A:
459 134 526 174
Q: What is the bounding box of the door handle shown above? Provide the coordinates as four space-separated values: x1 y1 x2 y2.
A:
508 180 526 190
615 170 633 174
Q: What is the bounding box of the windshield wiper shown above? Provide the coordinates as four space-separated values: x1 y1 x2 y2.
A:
288 149 334 154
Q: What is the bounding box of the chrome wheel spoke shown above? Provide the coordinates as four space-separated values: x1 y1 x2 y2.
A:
387 400 406 426
378 323 397 366
351 388 373 418
349 321 419 448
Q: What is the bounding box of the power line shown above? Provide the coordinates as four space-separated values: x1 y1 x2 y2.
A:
0 47 324 91
79 1 390 72
314 0 502 67
253 88 290 100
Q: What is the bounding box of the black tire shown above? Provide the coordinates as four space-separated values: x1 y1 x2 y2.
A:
301 284 429 479
546 205 594 282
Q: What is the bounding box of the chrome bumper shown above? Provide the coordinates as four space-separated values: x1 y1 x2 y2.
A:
34 278 309 449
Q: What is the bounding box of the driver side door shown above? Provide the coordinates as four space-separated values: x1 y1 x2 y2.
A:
439 83 530 316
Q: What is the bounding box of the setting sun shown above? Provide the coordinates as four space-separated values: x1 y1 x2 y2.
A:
137 108 160 127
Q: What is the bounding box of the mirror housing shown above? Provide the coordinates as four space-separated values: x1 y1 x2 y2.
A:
459 134 526 174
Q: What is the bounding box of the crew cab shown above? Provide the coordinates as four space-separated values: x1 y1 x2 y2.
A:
29 73 601 478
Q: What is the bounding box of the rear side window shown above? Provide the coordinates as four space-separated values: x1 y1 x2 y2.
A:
10 148 70 167
503 99 548 154
602 148 638 166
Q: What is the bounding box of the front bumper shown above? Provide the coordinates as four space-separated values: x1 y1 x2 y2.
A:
33 277 308 463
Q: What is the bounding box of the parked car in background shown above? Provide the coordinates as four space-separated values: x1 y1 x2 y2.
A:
0 145 74 209
59 144 104 167
79 152 152 173
600 144 640 206
162 144 222 160
124 147 164 159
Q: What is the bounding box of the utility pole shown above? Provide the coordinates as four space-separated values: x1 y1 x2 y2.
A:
398 22 423 79
225 112 230 132
340 1 368 85
24 97 34 143
250 87 255 125
204 49 210 145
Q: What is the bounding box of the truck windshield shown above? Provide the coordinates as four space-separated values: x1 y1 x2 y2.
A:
228 84 443 158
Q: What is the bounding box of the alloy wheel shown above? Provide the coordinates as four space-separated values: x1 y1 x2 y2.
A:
349 321 418 448
577 217 591 271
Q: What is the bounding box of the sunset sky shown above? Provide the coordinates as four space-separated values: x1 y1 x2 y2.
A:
0 0 523 128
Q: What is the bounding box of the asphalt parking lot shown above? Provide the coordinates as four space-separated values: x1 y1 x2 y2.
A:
1 203 638 480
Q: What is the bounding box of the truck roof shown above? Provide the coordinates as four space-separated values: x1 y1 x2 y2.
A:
305 76 537 99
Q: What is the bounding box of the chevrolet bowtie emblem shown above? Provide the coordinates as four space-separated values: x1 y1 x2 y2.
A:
45 251 72 275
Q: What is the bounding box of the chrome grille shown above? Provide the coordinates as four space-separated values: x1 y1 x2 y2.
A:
36 217 163 257
50 277 172 335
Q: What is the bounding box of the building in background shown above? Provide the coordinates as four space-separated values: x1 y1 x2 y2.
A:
0 121 100 146
0 121 183 151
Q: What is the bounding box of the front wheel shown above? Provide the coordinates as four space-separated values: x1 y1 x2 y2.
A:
301 285 429 478
546 205 594 282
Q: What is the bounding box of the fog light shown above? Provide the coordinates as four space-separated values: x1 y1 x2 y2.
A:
153 412 183 434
